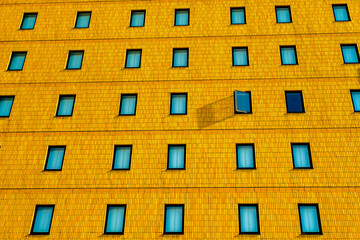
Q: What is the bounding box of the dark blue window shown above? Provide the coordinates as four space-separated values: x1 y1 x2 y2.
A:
285 91 304 113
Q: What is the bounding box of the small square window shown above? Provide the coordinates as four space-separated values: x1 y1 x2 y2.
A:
173 48 188 67
119 94 137 115
75 12 91 28
275 6 292 23
298 204 322 235
231 8 246 24
234 91 252 114
238 204 260 234
350 90 360 112
104 205 126 234
66 51 84 69
112 145 132 170
130 10 145 27
291 143 312 169
232 47 249 66
236 144 255 169
175 9 189 26
20 13 37 29
125 50 142 68
341 44 359 64
30 205 55 235
285 91 305 113
56 95 75 117
170 93 187 115
164 205 184 234
0 96 14 117
8 52 27 71
280 46 298 65
333 4 350 22
45 146 66 171
167 145 186 170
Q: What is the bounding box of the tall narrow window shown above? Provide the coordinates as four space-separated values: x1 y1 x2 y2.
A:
45 146 66 171
125 50 142 68
280 46 298 65
275 6 292 23
350 90 360 112
164 205 184 234
234 91 252 114
175 9 189 26
236 144 255 169
20 13 37 29
168 145 186 170
231 8 246 24
173 48 188 67
56 95 75 117
104 205 126 234
298 204 322 235
8 52 27 71
238 204 260 234
119 94 137 115
285 91 305 113
341 44 359 64
291 143 312 169
30 205 55 235
333 4 350 22
66 51 84 69
0 96 14 117
130 10 145 27
112 145 132 170
232 47 249 66
170 93 187 115
75 12 91 28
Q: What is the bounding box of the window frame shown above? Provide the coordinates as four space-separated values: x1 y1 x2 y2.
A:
350 90 360 112
44 146 66 171
332 4 351 22
65 50 84 70
7 51 27 71
20 12 38 30
174 9 190 26
275 6 292 23
30 205 55 235
130 10 146 27
104 204 127 235
112 145 132 171
236 144 256 169
75 11 92 29
0 95 15 118
125 49 142 68
298 204 323 235
167 144 186 170
230 7 246 25
285 91 305 113
291 143 313 169
163 204 185 235
234 91 252 114
172 48 189 68
119 93 138 116
170 93 188 115
56 95 76 117
279 46 298 65
232 47 249 66
238 204 260 235
341 44 360 64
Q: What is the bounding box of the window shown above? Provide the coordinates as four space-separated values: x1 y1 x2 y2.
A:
232 47 249 66
298 204 322 235
119 94 137 115
234 91 252 114
125 50 142 68
0 96 14 117
238 204 260 234
20 13 37 29
30 205 55 235
175 9 189 26
75 12 91 28
112 145 132 170
45 146 66 171
350 90 360 112
173 48 188 67
56 95 75 117
280 46 298 65
291 143 312 169
8 52 27 71
104 205 126 234
164 205 184 234
285 91 305 113
130 10 145 27
66 51 84 69
167 145 186 170
333 4 350 22
236 144 255 169
170 93 187 115
231 8 246 24
341 44 359 64
275 6 292 23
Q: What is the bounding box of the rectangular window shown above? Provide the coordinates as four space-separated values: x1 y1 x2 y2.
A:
164 205 184 234
170 93 187 115
280 46 298 65
350 90 360 112
173 48 188 67
66 51 84 69
285 91 305 113
234 91 252 114
167 145 186 170
75 12 91 28
112 145 132 170
0 96 14 117
104 205 126 234
8 52 27 71
232 47 249 66
130 10 145 27
341 44 359 64
231 8 246 24
238 204 260 234
291 143 312 169
45 146 66 171
333 4 350 22
125 49 142 68
298 204 322 235
236 144 255 169
30 205 55 235
175 9 189 26
275 6 292 23
20 13 37 29
119 94 137 115
56 95 75 117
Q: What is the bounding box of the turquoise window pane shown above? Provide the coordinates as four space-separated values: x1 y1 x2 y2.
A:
173 49 188 67
106 206 125 233
171 94 186 114
292 145 311 168
168 146 185 169
120 95 136 115
333 5 349 21
299 206 321 233
235 91 251 113
281 47 297 65
237 145 254 168
0 97 14 117
175 10 189 26
342 45 359 63
8 52 26 70
76 12 91 28
165 206 183 233
239 206 258 233
231 8 245 24
233 48 248 66
276 7 291 23
32 206 54 233
57 96 75 116
21 13 37 29
126 51 141 68
113 146 131 169
45 147 65 170
351 91 360 111
131 11 145 27
67 51 83 69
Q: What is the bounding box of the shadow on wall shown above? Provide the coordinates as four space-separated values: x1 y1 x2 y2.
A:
197 95 235 129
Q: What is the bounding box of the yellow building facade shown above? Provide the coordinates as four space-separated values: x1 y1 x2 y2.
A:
1 0 360 238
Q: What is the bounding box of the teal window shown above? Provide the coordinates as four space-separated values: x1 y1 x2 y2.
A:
56 95 75 116
232 47 249 66
104 205 126 234
125 50 141 68
276 6 292 23
333 4 350 21
164 205 184 234
175 9 189 26
75 12 91 28
231 8 246 24
170 93 187 115
0 96 14 117
351 90 360 111
234 91 252 113
112 146 132 170
239 204 260 234
341 44 359 64
291 144 312 169
66 51 84 69
280 46 298 65
119 94 137 115
45 146 66 171
30 205 54 235
20 13 37 29
130 10 145 27
168 145 185 170
8 52 27 71
237 144 255 169
173 49 188 67
298 204 322 234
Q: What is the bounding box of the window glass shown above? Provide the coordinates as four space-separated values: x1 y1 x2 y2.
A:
131 11 145 27
165 205 184 233
66 51 83 69
126 50 141 68
234 91 251 113
292 144 311 168
239 205 259 233
31 206 54 234
105 206 126 234
237 145 255 169
233 47 248 66
341 45 359 64
171 94 187 114
75 12 91 28
8 52 27 70
276 7 291 23
351 91 360 111
333 5 350 21
20 13 37 29
299 205 322 234
168 145 185 169
57 95 75 116
120 95 137 115
0 96 14 117
45 147 65 170
280 46 297 65
231 8 245 24
285 92 304 113
175 10 189 26
113 146 132 170
173 49 188 67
